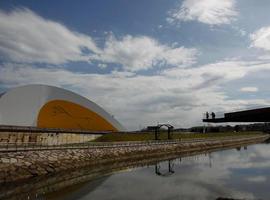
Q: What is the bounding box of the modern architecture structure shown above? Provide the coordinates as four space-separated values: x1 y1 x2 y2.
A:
0 85 125 132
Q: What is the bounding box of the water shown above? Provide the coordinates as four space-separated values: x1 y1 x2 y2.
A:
2 143 270 200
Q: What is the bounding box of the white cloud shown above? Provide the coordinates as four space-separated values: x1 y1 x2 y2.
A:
246 176 266 183
0 64 205 129
240 87 258 93
92 34 198 71
98 63 107 69
239 29 247 36
0 8 270 130
163 60 269 89
0 8 98 64
250 26 270 51
86 150 263 200
0 8 198 72
168 0 237 25
1 60 270 130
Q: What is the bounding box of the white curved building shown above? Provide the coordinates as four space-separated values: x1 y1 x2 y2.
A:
0 85 125 132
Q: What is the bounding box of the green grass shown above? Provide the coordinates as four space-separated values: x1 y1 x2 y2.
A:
93 131 265 142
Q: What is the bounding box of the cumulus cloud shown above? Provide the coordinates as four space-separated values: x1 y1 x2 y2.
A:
0 8 98 64
0 64 204 129
240 87 258 93
163 60 269 90
85 148 266 200
246 176 266 183
250 26 270 51
0 8 198 72
1 8 270 130
167 0 237 25
92 34 198 71
1 61 270 130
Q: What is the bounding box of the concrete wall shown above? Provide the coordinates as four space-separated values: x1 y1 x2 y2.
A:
0 132 101 145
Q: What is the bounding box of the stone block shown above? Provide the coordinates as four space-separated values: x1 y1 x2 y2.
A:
1 158 9 163
10 158 17 163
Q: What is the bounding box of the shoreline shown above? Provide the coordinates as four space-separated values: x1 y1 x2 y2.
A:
0 134 269 185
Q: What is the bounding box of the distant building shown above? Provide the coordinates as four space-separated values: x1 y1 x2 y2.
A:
203 107 270 123
0 84 125 132
189 123 270 133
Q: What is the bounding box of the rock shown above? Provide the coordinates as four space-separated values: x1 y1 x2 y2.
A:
27 168 38 176
10 158 17 163
48 156 57 161
24 161 32 166
45 166 55 173
16 155 25 159
1 158 9 163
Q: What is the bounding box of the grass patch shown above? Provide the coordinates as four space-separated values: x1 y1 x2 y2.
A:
93 131 265 142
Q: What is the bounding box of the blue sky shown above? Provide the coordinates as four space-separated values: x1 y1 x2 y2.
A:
1 0 270 130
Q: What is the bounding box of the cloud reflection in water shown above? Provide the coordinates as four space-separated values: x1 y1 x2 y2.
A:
69 143 270 200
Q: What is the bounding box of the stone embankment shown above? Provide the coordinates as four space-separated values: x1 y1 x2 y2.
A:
0 135 269 183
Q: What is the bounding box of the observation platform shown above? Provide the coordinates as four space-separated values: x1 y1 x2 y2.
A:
203 107 270 123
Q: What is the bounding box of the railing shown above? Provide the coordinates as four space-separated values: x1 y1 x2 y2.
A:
0 135 267 152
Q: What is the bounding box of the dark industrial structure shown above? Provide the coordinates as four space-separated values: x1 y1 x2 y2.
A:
203 107 270 123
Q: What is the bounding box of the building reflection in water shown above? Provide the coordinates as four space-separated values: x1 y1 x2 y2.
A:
154 151 217 176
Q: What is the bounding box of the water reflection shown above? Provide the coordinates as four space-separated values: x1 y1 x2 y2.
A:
155 159 175 176
57 144 268 200
2 143 270 200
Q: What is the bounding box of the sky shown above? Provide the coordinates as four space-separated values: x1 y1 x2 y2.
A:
1 0 270 130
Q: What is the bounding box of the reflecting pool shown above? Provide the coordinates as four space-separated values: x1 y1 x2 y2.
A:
2 143 270 200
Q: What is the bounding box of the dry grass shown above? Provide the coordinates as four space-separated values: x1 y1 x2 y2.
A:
93 131 265 142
